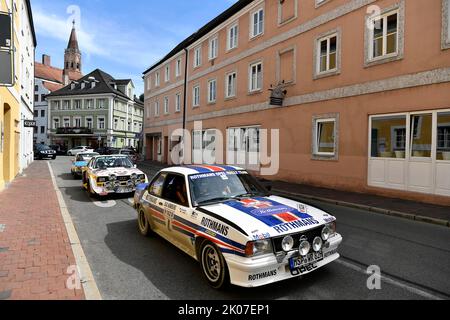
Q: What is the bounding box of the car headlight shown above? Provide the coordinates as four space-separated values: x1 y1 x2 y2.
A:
281 236 294 252
313 237 323 252
131 173 138 180
322 221 336 241
299 240 311 256
97 177 108 183
245 239 273 257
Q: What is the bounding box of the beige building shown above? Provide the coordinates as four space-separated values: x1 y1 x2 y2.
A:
143 0 450 205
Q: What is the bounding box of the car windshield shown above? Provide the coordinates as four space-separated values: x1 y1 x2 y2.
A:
77 153 98 161
188 170 269 206
36 145 51 151
93 156 133 169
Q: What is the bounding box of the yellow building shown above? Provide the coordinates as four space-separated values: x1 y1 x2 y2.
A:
0 0 36 190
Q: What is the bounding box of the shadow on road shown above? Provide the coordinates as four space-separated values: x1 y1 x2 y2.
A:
103 219 334 300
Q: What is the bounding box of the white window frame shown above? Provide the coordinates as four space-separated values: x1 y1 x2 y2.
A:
227 23 239 51
176 58 182 77
175 93 181 112
85 117 93 129
164 96 169 114
209 36 219 60
249 61 263 93
368 10 399 61
193 45 202 68
312 115 339 160
316 32 339 75
165 65 170 82
207 79 217 104
63 117 71 128
52 118 60 130
98 117 106 130
250 7 264 39
442 0 450 50
154 101 160 117
73 117 82 128
155 71 160 87
193 85 200 108
225 71 237 99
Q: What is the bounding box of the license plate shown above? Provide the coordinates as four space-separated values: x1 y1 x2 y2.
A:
290 252 324 270
116 187 132 194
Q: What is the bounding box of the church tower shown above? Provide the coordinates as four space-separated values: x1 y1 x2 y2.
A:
63 20 82 84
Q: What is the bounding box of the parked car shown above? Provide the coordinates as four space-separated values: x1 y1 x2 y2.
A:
49 145 68 156
94 147 119 155
67 146 94 156
119 149 140 163
82 155 147 197
71 152 100 178
134 165 342 289
34 144 57 160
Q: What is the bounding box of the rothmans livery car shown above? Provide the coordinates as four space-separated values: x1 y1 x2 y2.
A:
134 165 342 289
71 152 99 178
82 155 148 196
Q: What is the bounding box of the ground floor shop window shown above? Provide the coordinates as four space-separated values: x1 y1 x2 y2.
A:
371 115 406 158
227 126 260 169
438 111 450 160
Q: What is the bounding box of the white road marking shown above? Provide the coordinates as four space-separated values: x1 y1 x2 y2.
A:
91 199 117 208
48 162 102 300
336 258 443 300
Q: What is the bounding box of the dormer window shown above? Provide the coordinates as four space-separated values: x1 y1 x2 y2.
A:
91 82 96 89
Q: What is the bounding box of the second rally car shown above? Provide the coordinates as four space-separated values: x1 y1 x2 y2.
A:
134 165 342 289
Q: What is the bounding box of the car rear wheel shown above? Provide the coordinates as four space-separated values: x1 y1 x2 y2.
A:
199 241 229 289
138 209 151 237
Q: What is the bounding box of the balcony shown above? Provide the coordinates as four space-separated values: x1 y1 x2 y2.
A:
56 127 93 135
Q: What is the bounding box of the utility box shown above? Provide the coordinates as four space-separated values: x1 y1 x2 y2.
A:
0 13 12 48
0 12 13 86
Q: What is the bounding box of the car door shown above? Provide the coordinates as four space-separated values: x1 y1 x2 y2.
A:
143 172 168 234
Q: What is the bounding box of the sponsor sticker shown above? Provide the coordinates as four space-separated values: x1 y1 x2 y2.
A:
201 217 229 237
248 269 278 281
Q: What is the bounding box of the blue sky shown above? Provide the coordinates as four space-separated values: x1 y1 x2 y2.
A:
32 0 238 96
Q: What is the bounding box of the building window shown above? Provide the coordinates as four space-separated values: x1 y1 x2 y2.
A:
225 72 237 98
147 77 151 90
34 94 39 102
86 117 93 129
155 71 160 87
176 58 182 77
165 65 170 82
63 100 70 110
74 100 82 110
34 110 38 117
410 114 433 158
63 118 70 128
175 93 181 112
209 36 219 60
98 117 105 130
154 101 160 116
227 126 261 169
437 112 450 160
207 79 217 103
52 101 60 110
365 2 404 66
74 117 82 128
40 110 45 118
249 61 263 92
314 30 341 79
370 115 406 158
114 118 119 130
278 0 298 25
164 96 169 114
193 86 200 107
53 118 60 130
40 126 45 134
97 99 106 109
312 114 339 160
85 99 93 109
193 46 202 68
443 0 450 50
250 8 264 38
315 0 330 8
227 23 238 50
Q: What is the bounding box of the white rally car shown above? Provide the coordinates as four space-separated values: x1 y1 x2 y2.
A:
134 165 342 289
82 155 148 197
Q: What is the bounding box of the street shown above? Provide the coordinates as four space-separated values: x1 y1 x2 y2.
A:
50 157 450 300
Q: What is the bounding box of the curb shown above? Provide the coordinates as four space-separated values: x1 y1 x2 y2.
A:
47 162 103 300
273 189 450 229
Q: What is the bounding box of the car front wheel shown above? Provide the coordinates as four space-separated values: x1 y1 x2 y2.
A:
138 209 151 236
199 241 229 289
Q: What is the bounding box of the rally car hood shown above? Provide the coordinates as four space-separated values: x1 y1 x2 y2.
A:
200 195 335 238
93 167 144 177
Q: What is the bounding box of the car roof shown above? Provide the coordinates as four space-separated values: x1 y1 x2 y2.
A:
78 152 99 156
161 165 245 176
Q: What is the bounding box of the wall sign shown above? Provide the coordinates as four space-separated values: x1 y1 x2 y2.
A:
24 120 37 128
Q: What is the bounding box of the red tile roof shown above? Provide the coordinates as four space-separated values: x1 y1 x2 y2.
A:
35 62 82 85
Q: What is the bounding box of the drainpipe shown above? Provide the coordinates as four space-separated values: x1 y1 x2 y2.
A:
181 48 189 164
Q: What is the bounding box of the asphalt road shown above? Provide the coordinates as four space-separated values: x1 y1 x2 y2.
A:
50 157 450 300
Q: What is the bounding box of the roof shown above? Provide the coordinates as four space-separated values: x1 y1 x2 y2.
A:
25 0 37 47
42 81 64 92
46 69 135 100
143 0 254 75
161 165 245 176
67 25 79 51
35 62 82 84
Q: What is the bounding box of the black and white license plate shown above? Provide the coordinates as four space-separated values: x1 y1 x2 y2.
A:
116 187 132 194
289 252 324 270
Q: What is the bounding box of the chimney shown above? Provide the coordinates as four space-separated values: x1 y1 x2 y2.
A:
42 54 51 66
63 70 70 86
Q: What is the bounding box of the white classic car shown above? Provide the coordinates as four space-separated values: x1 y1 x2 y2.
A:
134 165 342 289
82 155 148 196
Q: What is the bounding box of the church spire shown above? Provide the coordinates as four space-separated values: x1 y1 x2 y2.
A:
64 20 82 77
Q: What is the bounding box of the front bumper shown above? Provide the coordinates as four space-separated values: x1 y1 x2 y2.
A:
224 233 343 288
